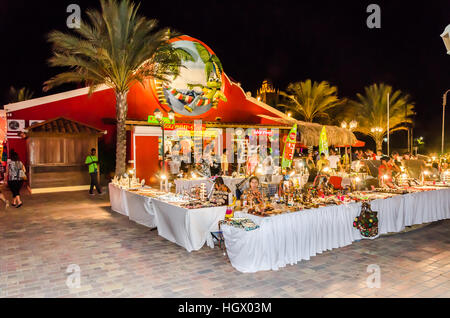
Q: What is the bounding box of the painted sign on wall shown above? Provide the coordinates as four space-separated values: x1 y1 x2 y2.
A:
153 38 227 117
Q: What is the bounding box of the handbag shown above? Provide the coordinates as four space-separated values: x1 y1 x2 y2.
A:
14 162 27 181
19 162 27 180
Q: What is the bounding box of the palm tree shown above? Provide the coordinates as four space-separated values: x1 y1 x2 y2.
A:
193 42 223 81
348 83 415 152
43 0 184 175
277 79 346 123
8 86 34 103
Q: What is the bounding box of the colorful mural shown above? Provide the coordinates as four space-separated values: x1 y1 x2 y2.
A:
154 38 227 116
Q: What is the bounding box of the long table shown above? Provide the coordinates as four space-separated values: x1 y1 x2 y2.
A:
174 175 283 195
108 183 226 252
221 188 450 273
152 199 226 252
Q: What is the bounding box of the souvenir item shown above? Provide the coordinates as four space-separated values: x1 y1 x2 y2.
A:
353 202 379 239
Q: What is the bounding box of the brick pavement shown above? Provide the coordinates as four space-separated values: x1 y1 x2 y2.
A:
0 190 449 298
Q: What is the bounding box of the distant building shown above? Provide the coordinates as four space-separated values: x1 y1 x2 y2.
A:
256 80 279 107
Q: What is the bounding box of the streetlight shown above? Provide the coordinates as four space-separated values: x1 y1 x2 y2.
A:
341 120 358 171
153 108 175 189
442 90 450 155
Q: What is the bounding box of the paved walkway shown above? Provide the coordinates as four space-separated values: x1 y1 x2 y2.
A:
0 190 449 298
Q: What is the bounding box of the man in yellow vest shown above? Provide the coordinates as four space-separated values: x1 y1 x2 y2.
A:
85 148 103 195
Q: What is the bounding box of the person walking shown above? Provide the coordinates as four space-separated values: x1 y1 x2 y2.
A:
85 148 103 195
6 151 25 208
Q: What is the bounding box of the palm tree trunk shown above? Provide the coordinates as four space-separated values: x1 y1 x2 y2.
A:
115 91 129 176
375 138 382 153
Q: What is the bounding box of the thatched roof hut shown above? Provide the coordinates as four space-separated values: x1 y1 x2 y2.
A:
258 114 357 147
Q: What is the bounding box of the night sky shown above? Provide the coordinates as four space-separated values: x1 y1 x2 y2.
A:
1 0 450 152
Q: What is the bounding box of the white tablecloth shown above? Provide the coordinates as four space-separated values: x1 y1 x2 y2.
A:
123 190 157 228
152 199 227 252
108 183 128 216
109 183 156 227
222 188 450 273
109 183 228 252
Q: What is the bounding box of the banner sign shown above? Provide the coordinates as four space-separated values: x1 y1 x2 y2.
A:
319 126 329 157
281 124 297 169
252 129 274 137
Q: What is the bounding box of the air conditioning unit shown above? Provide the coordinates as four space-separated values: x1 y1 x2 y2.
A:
7 119 25 132
29 120 45 127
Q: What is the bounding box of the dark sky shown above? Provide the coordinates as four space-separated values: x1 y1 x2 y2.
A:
1 0 450 151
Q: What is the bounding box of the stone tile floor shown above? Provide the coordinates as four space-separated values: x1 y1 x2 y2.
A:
0 190 449 298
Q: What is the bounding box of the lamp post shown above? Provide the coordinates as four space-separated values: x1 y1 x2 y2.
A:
442 90 450 155
154 108 175 190
440 25 450 155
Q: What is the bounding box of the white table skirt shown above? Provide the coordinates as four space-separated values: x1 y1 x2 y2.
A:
222 188 450 273
124 191 157 228
152 199 227 252
108 183 128 216
109 183 156 227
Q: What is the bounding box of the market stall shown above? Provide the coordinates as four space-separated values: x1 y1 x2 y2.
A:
152 199 226 252
221 187 450 273
108 179 227 252
174 175 283 195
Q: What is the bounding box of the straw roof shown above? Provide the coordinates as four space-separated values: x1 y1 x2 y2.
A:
258 115 357 146
25 117 106 137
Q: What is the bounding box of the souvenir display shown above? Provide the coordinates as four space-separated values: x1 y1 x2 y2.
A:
112 175 143 189
220 218 259 231
180 200 218 209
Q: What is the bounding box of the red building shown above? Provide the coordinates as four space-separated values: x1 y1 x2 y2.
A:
4 36 291 188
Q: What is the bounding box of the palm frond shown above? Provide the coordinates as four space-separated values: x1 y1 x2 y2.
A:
277 80 345 123
44 0 183 94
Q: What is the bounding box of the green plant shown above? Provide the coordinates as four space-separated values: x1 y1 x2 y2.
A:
8 86 34 103
278 80 346 123
44 0 184 176
345 83 415 152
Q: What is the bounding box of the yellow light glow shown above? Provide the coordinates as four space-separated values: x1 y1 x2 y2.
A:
402 173 407 178
323 167 330 172
355 177 361 182
424 171 430 176
383 175 389 180
161 174 167 180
